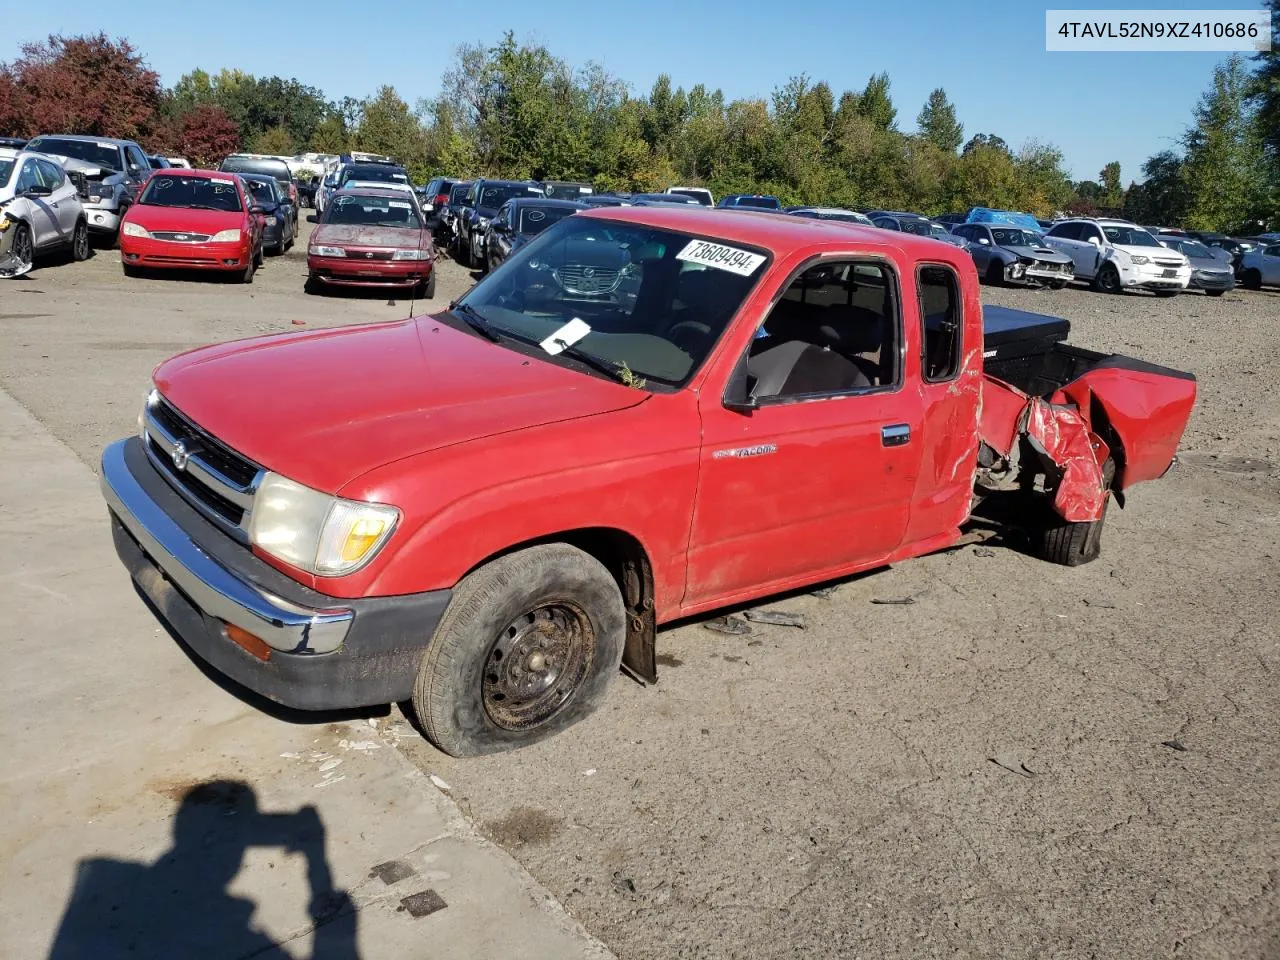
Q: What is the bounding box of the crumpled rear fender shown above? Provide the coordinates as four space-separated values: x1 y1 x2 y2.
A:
981 358 1196 523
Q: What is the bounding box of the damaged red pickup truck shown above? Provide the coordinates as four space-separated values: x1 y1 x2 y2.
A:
100 208 1195 756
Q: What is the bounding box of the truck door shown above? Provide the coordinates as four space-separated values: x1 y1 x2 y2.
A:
686 258 922 608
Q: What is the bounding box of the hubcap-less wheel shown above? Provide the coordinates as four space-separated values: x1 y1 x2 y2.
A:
72 221 89 261
12 223 33 267
482 602 594 730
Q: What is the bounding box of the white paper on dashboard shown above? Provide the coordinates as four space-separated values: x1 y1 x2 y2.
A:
540 317 592 355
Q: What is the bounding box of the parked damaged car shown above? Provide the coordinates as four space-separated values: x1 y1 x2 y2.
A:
483 197 585 273
26 134 153 241
306 187 435 297
954 223 1074 287
0 147 91 276
100 206 1195 758
455 178 546 269
1156 235 1235 296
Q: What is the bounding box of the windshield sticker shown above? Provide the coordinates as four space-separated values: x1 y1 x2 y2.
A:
677 239 765 276
97 142 115 149
388 200 411 208
211 177 234 185
540 317 592 356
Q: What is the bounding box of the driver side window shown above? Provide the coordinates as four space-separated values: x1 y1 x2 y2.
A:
746 260 900 402
16 161 41 194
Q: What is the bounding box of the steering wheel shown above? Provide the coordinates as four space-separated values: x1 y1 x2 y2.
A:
665 319 713 354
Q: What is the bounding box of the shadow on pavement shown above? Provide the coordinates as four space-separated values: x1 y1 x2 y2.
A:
48 780 359 960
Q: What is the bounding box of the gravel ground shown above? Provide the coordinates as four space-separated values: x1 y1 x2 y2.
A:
3 225 1278 959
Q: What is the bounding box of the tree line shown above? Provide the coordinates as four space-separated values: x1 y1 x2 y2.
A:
1 21 1276 232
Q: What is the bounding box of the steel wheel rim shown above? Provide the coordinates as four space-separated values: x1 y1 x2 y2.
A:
13 226 32 265
482 601 594 730
74 223 88 259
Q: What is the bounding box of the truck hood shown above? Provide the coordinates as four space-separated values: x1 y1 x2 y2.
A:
153 317 648 493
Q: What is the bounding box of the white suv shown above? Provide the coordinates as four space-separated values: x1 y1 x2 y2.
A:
1043 218 1190 296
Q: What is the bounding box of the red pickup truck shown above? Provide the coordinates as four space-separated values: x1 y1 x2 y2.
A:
100 208 1195 756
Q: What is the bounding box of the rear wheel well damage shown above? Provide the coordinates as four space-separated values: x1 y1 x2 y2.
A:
461 527 657 684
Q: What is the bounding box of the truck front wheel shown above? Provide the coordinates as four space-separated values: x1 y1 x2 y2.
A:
413 544 626 756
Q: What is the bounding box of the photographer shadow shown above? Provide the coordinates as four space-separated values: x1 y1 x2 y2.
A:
49 780 359 960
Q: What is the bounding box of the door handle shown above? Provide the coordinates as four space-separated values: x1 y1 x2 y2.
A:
881 424 910 447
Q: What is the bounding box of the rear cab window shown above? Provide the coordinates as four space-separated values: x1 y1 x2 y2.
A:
918 264 961 382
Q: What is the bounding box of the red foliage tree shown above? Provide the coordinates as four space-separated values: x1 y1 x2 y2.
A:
178 105 241 167
0 67 20 136
6 34 160 139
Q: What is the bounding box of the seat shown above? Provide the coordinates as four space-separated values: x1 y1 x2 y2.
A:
747 340 871 398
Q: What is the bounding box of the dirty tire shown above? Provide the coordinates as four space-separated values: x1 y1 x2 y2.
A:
241 257 255 284
1241 269 1262 291
413 544 626 757
1030 460 1115 567
10 222 33 271
1048 279 1067 290
1094 263 1122 294
304 274 321 295
71 219 90 261
122 263 143 279
422 269 436 299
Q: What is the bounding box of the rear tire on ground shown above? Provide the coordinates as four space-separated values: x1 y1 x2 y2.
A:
241 258 255 284
1154 289 1179 298
985 259 1004 286
304 274 321 295
1029 460 1115 567
412 543 626 757
421 269 436 299
1241 269 1262 290
71 219 90 261
1093 263 1122 294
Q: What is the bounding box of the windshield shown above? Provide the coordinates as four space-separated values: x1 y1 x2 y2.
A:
898 219 933 236
1103 225 1160 247
220 158 290 182
479 184 542 208
456 218 768 388
245 179 277 204
27 138 120 171
991 228 1043 246
735 196 779 209
139 175 244 212
325 194 422 228
449 184 471 204
341 165 408 185
518 205 577 235
1176 240 1213 258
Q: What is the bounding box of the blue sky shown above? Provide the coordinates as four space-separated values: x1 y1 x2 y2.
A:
4 0 1263 183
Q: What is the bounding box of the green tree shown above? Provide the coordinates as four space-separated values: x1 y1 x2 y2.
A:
309 113 347 153
856 72 896 131
1181 56 1267 230
962 133 1009 156
1251 0 1279 161
1099 161 1123 207
249 124 294 155
916 88 962 152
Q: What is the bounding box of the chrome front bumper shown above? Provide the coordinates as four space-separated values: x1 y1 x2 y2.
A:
100 439 353 654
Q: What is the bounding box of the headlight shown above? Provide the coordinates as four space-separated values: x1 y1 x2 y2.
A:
391 249 430 260
210 228 242 243
122 222 151 239
265 215 278 225
1129 255 1149 265
249 472 400 576
138 387 159 439
312 245 346 257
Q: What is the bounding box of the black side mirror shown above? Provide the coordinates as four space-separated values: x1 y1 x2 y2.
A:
25 183 53 198
249 204 265 215
722 354 758 414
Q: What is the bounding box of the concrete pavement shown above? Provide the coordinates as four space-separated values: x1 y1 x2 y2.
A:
0 384 613 960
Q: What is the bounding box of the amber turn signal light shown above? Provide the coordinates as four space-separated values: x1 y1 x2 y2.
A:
224 623 272 661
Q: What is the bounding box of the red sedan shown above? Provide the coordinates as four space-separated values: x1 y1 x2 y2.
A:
119 170 265 282
306 188 435 296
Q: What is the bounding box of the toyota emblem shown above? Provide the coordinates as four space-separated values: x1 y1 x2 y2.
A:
171 441 190 471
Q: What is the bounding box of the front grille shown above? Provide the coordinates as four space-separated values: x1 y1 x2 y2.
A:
152 231 211 242
1153 259 1184 268
144 397 262 536
554 264 622 295
348 250 396 261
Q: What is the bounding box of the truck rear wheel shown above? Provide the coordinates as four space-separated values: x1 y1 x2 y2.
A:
1030 460 1115 567
413 544 626 757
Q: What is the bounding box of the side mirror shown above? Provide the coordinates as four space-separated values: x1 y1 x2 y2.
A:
1089 236 1102 247
978 237 990 245
722 355 758 414
25 184 53 198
